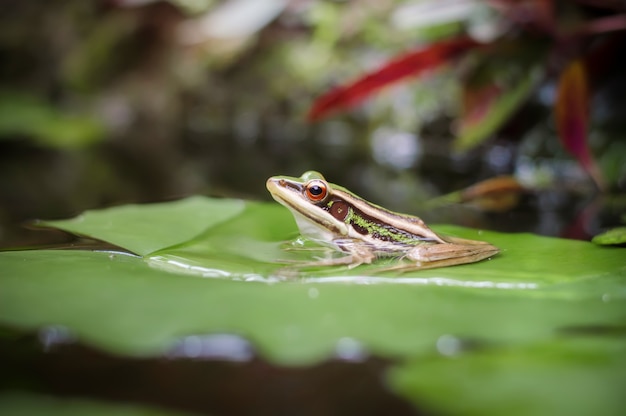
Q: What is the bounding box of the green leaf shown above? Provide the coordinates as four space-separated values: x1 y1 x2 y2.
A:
454 67 541 151
40 197 245 256
2 197 625 361
62 14 138 91
38 197 626 286
2 197 625 414
0 392 194 416
389 339 626 416
0 92 104 148
554 59 606 190
453 40 548 152
592 226 626 246
2 248 625 364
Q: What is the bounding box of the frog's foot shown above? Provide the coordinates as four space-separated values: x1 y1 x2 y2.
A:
378 241 499 273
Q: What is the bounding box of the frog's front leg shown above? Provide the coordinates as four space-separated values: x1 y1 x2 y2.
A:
333 238 377 269
280 239 376 270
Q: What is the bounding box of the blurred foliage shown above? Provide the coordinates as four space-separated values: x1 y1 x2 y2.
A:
0 91 104 148
0 0 625 234
0 392 194 416
592 226 626 246
307 1 626 190
390 339 626 416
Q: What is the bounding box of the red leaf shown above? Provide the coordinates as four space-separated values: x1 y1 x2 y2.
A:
554 59 606 190
459 83 503 131
307 37 480 121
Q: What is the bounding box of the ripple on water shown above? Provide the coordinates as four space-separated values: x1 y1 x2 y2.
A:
146 255 539 289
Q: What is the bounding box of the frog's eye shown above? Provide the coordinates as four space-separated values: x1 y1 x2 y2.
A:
305 180 328 202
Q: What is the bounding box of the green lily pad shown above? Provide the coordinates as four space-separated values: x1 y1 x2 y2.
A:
41 196 245 256
1 248 625 364
389 339 626 416
2 197 625 362
38 197 626 287
2 196 625 414
592 226 626 246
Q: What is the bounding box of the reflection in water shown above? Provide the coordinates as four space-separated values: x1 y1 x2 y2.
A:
336 337 368 362
436 334 463 357
169 333 370 363
102 250 140 259
301 275 538 289
148 254 538 289
436 334 486 356
167 334 253 361
308 287 320 299
147 255 271 281
38 325 75 351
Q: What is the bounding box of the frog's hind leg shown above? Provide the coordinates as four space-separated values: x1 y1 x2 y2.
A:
379 241 499 273
410 241 498 262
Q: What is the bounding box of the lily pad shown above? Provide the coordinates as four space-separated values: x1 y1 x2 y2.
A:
389 339 626 416
41 196 245 256
592 226 626 246
2 196 625 414
37 198 626 287
1 248 625 364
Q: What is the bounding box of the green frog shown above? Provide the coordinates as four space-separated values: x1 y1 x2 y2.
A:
267 171 499 272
